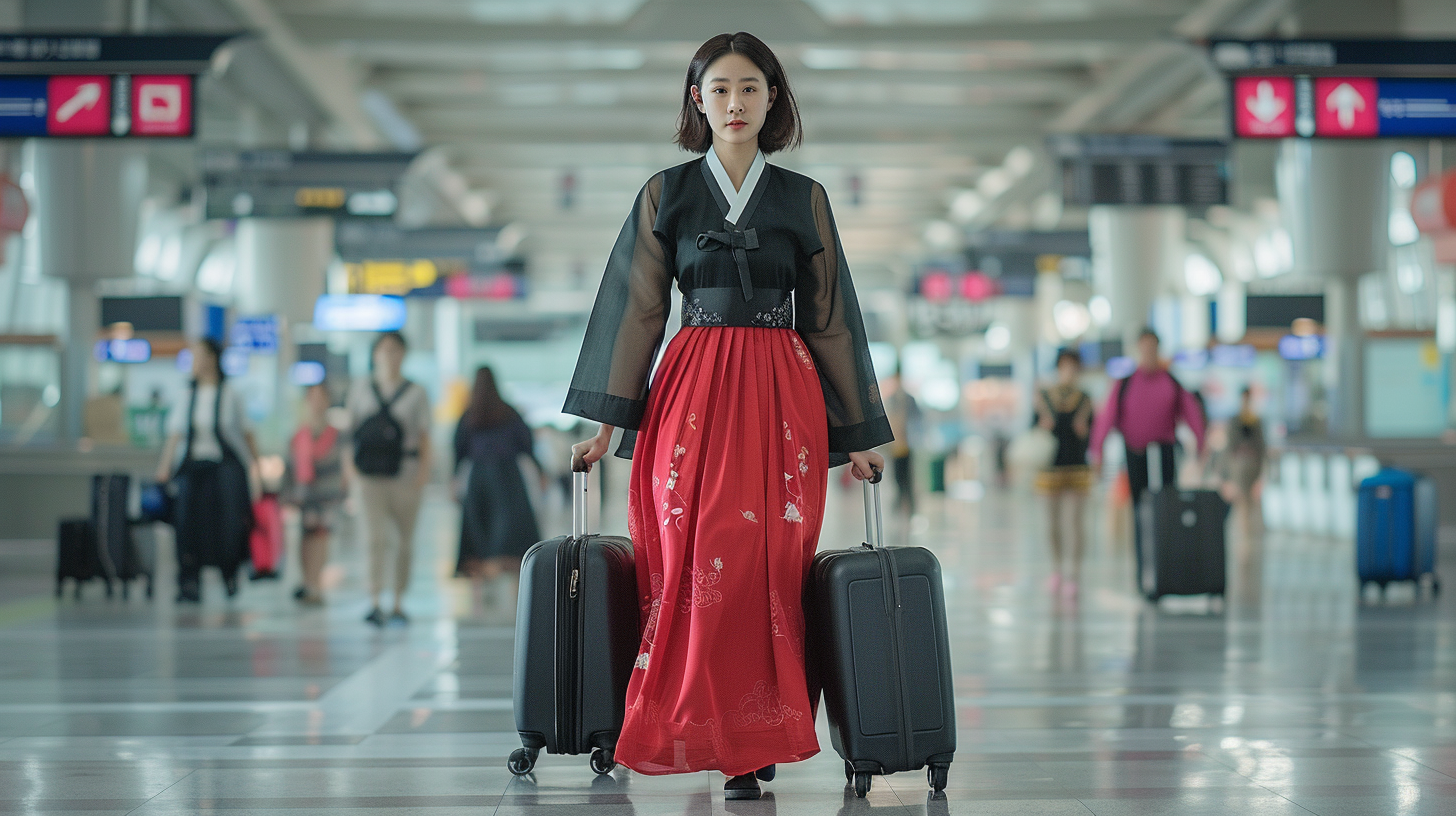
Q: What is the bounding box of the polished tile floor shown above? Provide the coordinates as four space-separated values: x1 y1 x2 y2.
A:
2 478 1454 815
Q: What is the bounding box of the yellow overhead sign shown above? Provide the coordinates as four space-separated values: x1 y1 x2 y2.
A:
346 259 440 295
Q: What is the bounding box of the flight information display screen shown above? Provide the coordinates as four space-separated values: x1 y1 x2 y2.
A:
1051 135 1228 207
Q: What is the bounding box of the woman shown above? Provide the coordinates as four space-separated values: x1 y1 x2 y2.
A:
566 32 890 800
346 332 433 627
155 338 258 603
1225 386 1266 550
453 367 542 583
289 383 348 606
1032 348 1094 600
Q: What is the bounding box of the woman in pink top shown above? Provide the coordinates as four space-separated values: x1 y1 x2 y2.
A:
1088 329 1206 582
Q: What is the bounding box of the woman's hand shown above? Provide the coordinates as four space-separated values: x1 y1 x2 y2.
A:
847 450 886 482
155 466 171 485
570 424 615 472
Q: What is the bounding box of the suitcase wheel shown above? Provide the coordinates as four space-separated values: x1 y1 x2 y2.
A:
1433 578 1442 598
590 747 616 775
928 764 949 793
853 771 872 798
844 761 854 783
145 578 154 600
121 583 130 601
508 747 538 776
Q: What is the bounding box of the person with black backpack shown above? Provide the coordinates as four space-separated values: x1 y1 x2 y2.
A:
346 332 433 627
1089 328 1206 587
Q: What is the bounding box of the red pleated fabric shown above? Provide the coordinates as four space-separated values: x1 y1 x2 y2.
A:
617 326 829 776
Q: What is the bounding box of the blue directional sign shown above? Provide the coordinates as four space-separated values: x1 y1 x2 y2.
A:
230 314 279 353
1377 79 1456 137
93 338 151 363
0 77 48 136
313 294 407 332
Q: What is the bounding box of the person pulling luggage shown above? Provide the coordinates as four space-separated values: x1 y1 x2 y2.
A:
1088 328 1205 590
155 338 259 603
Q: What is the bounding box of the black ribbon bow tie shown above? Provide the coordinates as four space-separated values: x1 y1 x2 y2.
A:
696 224 758 300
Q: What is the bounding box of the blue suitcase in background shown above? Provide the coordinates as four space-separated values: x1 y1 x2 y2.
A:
1357 468 1440 599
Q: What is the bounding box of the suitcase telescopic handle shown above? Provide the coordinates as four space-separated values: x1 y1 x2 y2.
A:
570 453 591 539
861 467 884 548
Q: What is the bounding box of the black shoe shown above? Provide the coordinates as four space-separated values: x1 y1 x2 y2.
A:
223 575 239 597
725 774 761 800
755 765 776 782
364 608 386 627
175 589 201 604
293 586 308 600
389 610 409 626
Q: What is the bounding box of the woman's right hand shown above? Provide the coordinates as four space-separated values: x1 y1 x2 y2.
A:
570 424 615 472
155 466 171 485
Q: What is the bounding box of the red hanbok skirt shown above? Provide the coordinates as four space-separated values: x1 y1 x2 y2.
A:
617 326 828 776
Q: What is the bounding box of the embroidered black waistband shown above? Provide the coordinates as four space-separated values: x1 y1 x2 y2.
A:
681 287 793 329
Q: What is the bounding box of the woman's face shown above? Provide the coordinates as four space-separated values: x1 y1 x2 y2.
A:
1057 358 1080 385
691 52 776 151
373 338 404 377
191 343 216 379
305 384 330 417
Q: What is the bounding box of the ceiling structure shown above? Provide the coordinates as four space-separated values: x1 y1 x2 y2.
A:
149 0 1294 288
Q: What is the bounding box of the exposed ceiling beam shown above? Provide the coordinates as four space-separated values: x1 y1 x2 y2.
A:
280 12 1186 46
221 0 382 147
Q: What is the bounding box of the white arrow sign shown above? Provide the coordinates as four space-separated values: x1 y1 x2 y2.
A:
55 82 101 123
1246 80 1286 123
1326 82 1366 130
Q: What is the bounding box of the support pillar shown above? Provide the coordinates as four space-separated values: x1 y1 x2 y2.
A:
1276 140 1390 439
1089 205 1186 352
29 140 147 443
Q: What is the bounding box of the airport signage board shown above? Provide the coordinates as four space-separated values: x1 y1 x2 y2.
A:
313 294 407 332
1233 76 1456 138
229 315 279 353
1049 135 1228 207
0 73 195 137
334 222 505 268
201 150 416 220
0 34 237 74
1211 40 1456 75
93 338 151 363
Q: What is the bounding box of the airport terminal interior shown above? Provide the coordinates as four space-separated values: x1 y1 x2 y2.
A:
4 0 1456 814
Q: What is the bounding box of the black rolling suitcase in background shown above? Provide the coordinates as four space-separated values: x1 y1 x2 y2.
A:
56 518 102 598
91 473 151 599
1136 444 1228 603
808 475 956 798
508 457 637 777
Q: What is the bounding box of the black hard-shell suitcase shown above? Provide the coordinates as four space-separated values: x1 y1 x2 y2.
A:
509 458 637 777
808 476 956 798
91 473 152 599
1136 445 1228 603
56 517 102 598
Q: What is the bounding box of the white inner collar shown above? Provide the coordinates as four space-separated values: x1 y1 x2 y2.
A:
706 146 766 225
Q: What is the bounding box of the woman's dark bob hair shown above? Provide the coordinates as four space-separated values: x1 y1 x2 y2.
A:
1055 347 1083 368
675 32 802 154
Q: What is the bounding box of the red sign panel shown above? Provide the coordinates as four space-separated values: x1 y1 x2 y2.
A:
46 75 110 135
1232 76 1295 137
131 75 192 136
1314 77 1378 137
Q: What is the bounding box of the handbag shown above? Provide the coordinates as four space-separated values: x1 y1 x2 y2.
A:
139 482 176 524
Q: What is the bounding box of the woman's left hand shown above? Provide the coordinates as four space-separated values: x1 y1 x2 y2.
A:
847 450 886 482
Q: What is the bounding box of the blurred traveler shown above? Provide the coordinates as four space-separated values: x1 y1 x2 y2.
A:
155 338 258 603
347 331 432 627
883 368 921 516
1224 386 1266 548
453 367 543 585
289 383 348 606
565 32 890 799
1089 328 1206 585
1032 348 1094 599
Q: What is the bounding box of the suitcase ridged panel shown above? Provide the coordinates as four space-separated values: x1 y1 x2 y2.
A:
809 545 955 776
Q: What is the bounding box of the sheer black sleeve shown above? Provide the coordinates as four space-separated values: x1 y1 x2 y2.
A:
563 174 672 430
798 182 893 465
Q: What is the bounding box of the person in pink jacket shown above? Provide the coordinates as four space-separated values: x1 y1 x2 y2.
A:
1089 328 1206 584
